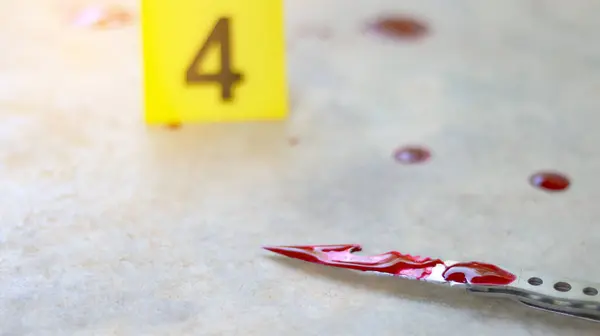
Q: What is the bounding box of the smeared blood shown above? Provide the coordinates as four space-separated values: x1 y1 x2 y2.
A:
264 244 517 286
442 262 517 286
264 244 445 279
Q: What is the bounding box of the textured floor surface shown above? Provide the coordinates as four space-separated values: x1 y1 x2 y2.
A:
1 0 600 335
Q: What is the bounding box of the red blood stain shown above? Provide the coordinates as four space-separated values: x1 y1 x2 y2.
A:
393 146 431 164
442 262 517 286
264 244 445 279
288 137 300 146
529 171 570 192
264 244 517 286
368 16 429 39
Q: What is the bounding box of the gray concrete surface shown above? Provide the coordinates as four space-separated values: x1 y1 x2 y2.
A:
1 0 600 334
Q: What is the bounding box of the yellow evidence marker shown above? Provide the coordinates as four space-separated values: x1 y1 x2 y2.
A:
141 0 288 124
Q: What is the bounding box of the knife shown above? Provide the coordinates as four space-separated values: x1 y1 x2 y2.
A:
263 244 600 323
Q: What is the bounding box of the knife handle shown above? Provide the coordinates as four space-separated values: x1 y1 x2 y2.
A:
467 270 600 323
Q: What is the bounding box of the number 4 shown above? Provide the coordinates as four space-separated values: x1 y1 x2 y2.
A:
185 17 243 101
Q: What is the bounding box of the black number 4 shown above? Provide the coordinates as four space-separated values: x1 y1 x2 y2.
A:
185 17 243 101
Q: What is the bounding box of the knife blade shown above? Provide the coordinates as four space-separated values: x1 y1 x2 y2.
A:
264 244 600 323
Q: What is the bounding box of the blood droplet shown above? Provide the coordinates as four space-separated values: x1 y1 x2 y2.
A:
71 5 133 29
442 262 517 286
368 16 428 39
393 146 431 164
529 171 570 192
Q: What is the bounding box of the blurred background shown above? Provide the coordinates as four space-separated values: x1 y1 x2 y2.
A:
1 0 600 335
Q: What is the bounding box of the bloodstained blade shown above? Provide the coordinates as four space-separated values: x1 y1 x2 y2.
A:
263 244 517 286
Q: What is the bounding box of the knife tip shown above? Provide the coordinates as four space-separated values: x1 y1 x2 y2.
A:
262 245 281 252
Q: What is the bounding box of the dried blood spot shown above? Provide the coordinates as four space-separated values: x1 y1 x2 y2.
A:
368 16 428 39
393 146 431 164
529 171 570 192
72 5 133 29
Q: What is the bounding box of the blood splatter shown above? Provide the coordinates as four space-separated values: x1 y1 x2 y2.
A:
529 171 570 192
442 262 517 286
367 16 429 39
71 5 133 29
393 146 431 164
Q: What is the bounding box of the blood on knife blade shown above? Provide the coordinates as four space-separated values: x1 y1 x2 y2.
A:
263 244 517 286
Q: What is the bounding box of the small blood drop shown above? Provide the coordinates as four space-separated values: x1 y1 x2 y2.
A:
368 16 428 39
393 146 431 164
529 171 570 192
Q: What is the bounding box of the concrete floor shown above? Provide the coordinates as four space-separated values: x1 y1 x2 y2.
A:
1 0 600 335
